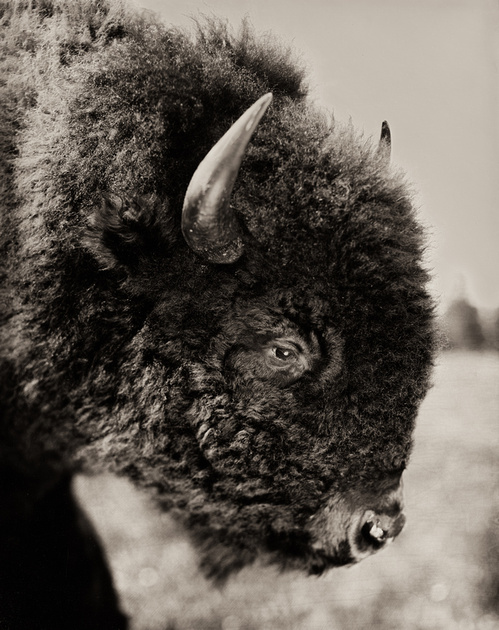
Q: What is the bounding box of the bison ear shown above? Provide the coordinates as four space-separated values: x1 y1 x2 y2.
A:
377 120 391 164
84 193 174 271
181 93 273 264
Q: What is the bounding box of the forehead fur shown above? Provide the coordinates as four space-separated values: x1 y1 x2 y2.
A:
54 14 424 292
235 107 422 275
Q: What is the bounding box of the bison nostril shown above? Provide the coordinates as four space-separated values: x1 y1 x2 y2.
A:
361 519 389 548
354 510 406 555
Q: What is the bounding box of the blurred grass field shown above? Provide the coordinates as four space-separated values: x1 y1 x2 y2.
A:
75 351 499 630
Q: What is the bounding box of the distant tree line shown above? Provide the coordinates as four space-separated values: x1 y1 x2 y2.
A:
442 297 499 351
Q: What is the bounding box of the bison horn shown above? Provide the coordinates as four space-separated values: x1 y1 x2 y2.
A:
181 93 273 264
377 120 391 163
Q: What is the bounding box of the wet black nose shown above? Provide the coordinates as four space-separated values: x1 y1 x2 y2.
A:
307 475 407 564
360 510 405 547
353 509 406 557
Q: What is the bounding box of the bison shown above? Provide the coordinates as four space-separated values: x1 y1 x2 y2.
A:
0 0 435 627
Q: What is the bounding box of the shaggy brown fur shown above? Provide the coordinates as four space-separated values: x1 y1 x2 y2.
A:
0 0 436 627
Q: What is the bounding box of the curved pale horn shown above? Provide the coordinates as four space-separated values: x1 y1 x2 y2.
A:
377 120 391 163
182 93 273 264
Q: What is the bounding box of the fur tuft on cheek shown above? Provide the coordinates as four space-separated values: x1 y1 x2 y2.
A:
83 193 176 271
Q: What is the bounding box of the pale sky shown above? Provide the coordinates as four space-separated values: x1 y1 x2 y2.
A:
134 0 499 310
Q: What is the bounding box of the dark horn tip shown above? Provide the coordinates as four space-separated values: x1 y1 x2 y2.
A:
380 121 391 145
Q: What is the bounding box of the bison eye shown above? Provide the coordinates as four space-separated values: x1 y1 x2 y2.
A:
226 332 317 387
263 339 310 383
272 344 299 362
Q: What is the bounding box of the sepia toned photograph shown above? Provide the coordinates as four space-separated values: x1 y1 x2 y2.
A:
0 0 498 628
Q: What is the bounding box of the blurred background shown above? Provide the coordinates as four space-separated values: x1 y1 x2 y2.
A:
75 0 499 628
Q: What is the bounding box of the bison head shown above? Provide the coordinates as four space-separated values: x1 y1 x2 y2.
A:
9 17 435 581
78 91 434 579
